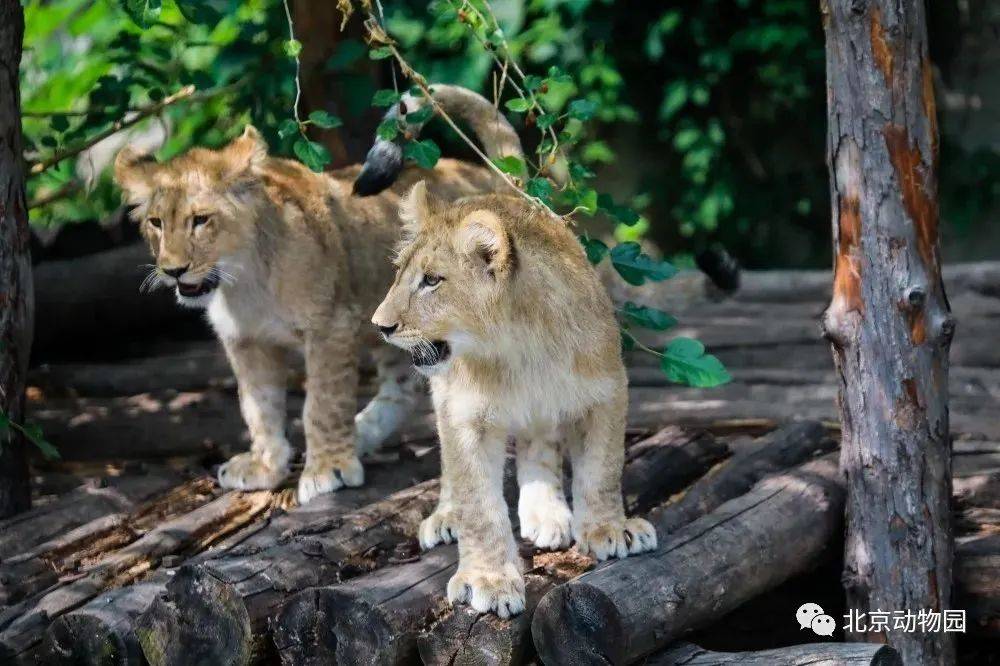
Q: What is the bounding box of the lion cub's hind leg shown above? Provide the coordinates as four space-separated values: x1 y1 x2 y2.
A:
516 430 572 550
569 397 657 560
355 347 422 457
217 339 293 491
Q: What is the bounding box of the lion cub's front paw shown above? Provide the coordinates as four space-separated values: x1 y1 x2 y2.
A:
447 562 525 619
519 490 573 550
296 453 364 504
574 517 658 561
218 452 288 491
418 505 459 550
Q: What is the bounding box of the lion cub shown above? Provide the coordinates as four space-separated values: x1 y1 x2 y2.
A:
371 183 657 617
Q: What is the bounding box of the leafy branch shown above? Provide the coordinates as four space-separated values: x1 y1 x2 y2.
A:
28 85 197 176
0 412 60 461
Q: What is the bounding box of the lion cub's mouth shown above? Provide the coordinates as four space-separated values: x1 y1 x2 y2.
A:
176 273 220 298
412 341 451 367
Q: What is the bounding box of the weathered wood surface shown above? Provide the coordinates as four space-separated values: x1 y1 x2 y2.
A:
34 449 439 666
0 488 272 661
649 420 833 534
530 456 845 665
272 426 722 666
649 642 903 666
822 1 953 663
0 469 186 560
0 0 33 519
955 534 1000 637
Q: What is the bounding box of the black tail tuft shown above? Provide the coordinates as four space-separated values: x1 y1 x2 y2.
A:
352 141 404 197
695 245 741 294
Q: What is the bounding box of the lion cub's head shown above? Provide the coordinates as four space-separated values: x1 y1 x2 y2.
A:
372 182 520 375
113 126 268 307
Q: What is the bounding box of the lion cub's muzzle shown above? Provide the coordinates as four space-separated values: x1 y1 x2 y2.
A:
176 271 220 298
412 341 451 368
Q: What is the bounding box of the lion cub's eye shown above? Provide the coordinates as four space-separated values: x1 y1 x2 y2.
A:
148 217 162 229
420 274 443 288
192 214 210 228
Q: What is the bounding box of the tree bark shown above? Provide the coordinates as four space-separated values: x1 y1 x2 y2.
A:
0 0 33 519
821 1 953 663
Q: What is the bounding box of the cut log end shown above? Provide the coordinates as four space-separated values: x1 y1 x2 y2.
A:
531 582 625 666
272 588 340 666
136 564 251 666
43 612 135 665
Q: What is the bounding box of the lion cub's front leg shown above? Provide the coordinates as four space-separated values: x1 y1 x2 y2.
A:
441 421 525 618
297 321 365 504
217 339 292 491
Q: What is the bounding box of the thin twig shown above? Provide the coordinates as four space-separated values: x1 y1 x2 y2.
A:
282 0 303 125
28 85 196 176
27 179 80 210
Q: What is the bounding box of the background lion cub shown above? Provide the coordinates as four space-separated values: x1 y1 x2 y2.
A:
372 182 658 617
113 86 523 504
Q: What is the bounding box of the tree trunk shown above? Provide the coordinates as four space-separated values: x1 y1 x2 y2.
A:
821 1 953 663
0 0 33 520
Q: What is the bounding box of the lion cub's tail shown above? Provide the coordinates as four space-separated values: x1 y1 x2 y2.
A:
352 84 524 196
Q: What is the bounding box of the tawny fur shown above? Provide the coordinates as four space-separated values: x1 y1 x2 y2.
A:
113 86 522 504
372 184 657 618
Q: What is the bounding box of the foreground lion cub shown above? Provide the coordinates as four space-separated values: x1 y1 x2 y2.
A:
371 183 658 616
113 86 523 503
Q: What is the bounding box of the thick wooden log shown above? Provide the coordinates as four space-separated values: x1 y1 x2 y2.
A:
955 534 1000 637
649 642 902 666
37 451 440 666
0 476 215 605
650 420 832 534
0 469 185 560
822 1 954 663
530 456 845 665
273 427 726 666
32 243 203 361
0 490 272 660
0 0 33 519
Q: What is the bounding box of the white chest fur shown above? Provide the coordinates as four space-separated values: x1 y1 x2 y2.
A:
207 287 301 348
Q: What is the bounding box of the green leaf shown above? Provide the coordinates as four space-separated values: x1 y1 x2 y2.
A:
119 0 162 28
278 119 300 139
660 80 688 121
598 193 641 226
536 112 558 130
546 66 573 83
505 98 532 113
568 99 598 121
376 118 399 141
51 115 69 133
403 139 441 169
175 0 220 24
580 235 609 265
526 177 553 201
308 110 343 129
524 75 543 92
283 39 303 58
660 337 731 387
372 89 402 107
610 242 677 285
369 46 393 60
21 422 60 460
404 105 434 124
492 155 525 176
293 138 332 172
620 302 677 331
569 162 595 181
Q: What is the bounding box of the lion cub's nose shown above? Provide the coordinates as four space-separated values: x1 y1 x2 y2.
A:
377 323 398 336
162 265 189 278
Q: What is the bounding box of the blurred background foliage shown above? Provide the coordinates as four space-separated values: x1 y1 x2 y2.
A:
21 0 1000 269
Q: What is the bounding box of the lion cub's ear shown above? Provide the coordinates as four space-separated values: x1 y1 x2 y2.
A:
459 210 513 277
221 125 268 179
114 146 159 203
399 180 443 235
